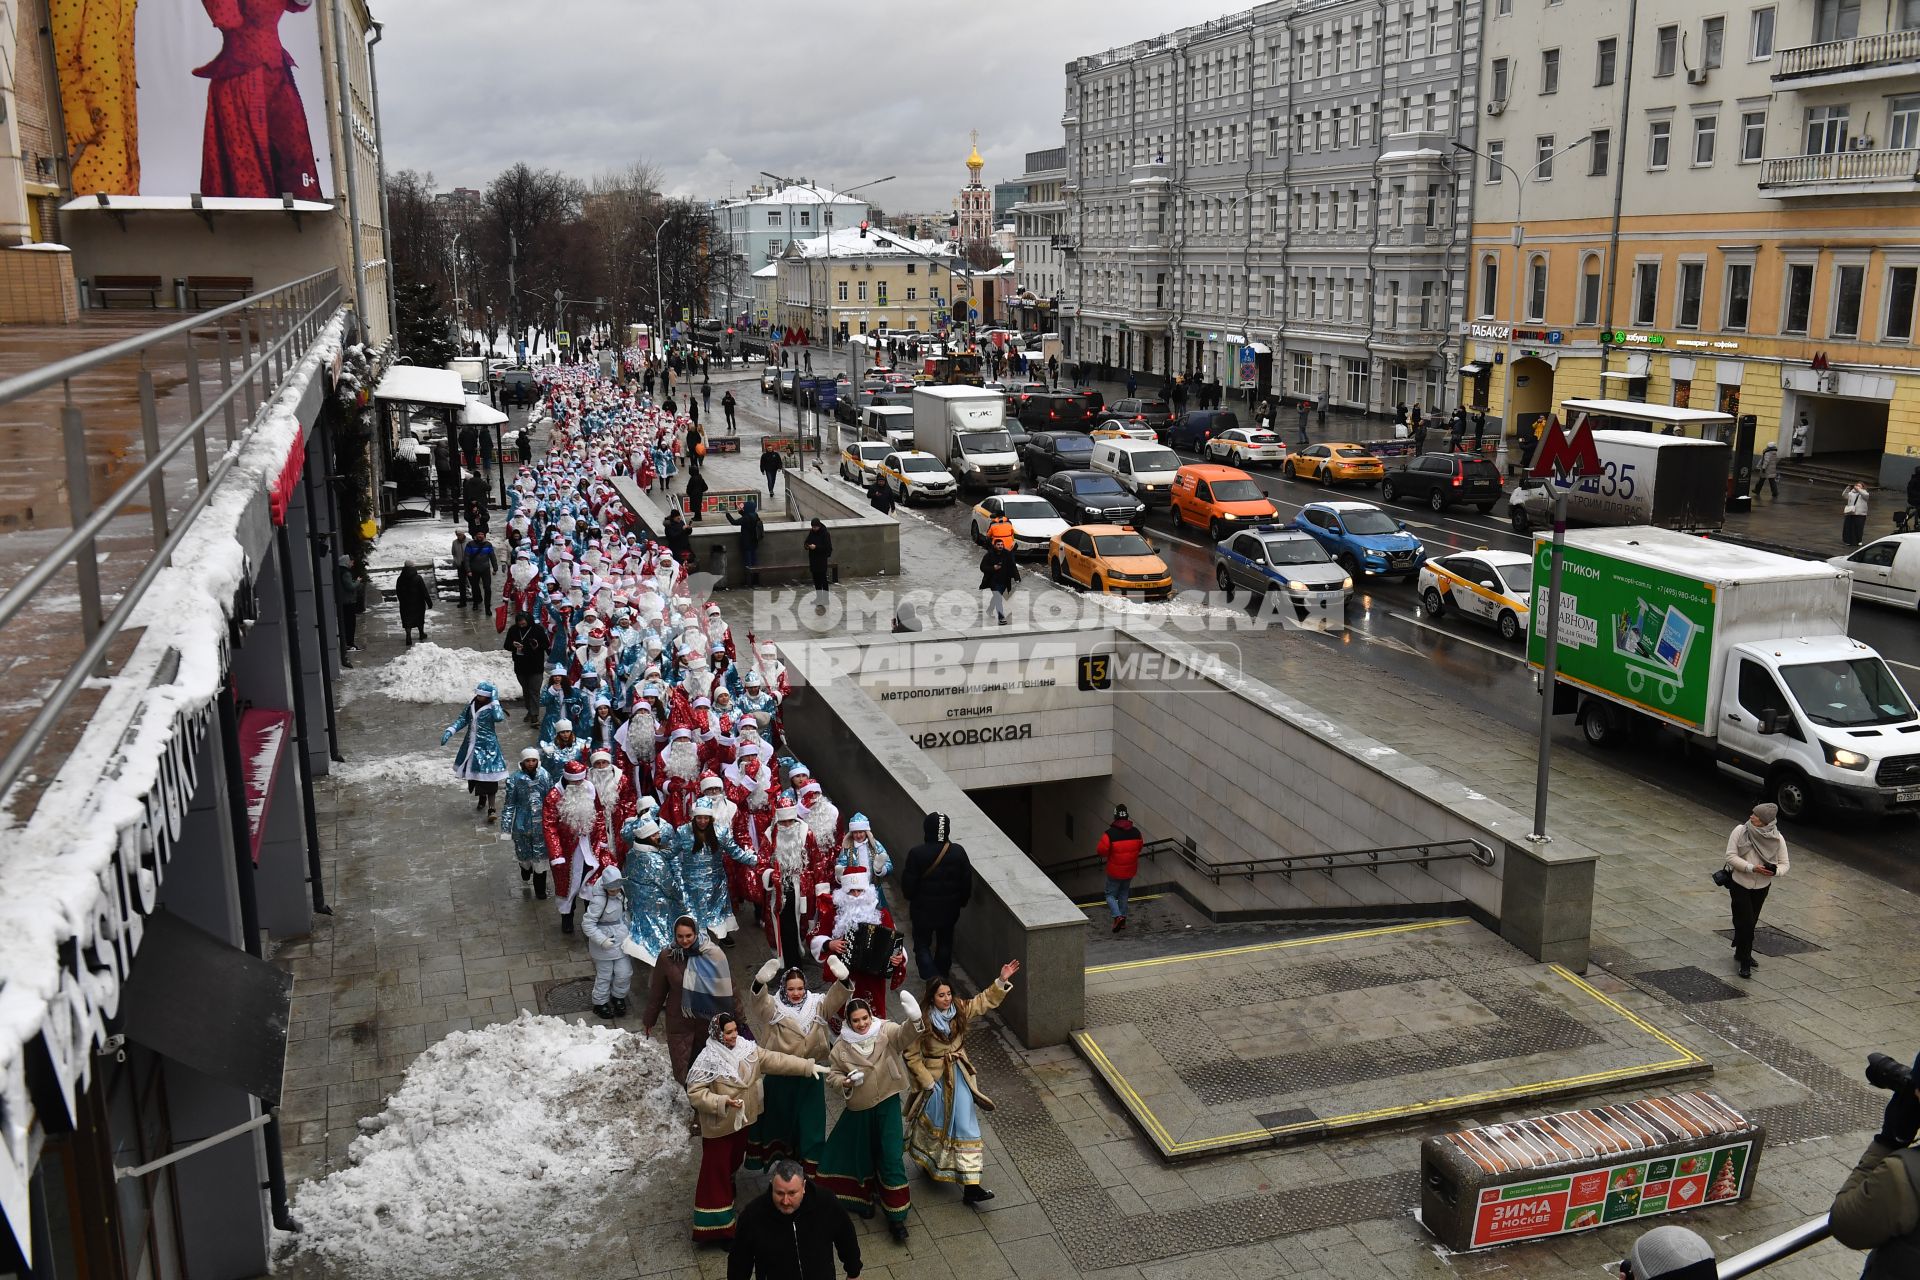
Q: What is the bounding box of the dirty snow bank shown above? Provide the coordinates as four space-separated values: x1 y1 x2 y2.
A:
334 642 520 707
284 1013 687 1277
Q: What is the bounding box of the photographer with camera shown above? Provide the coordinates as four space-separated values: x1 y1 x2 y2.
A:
1829 1050 1920 1277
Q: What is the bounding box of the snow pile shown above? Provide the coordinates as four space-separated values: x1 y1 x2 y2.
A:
336 642 520 706
325 750 457 791
286 1013 688 1277
366 521 462 574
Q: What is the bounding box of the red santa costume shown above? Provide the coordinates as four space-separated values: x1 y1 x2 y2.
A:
807 867 906 1017
541 759 609 934
588 749 638 839
796 780 845 855
657 726 703 827
703 602 737 663
754 796 834 968
700 710 739 773
754 640 792 702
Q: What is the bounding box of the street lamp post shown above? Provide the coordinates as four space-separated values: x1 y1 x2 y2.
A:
1450 136 1589 452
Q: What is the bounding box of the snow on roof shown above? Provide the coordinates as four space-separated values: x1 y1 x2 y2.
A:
461 397 509 426
751 262 779 278
1377 148 1443 162
788 225 955 260
725 184 867 207
375 365 467 407
0 313 347 1093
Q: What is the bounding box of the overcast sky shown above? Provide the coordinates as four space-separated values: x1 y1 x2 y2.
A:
378 0 1238 213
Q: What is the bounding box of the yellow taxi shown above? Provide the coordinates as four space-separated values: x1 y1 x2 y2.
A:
1047 524 1173 599
839 440 892 485
1088 419 1158 442
1417 549 1535 642
1284 442 1386 487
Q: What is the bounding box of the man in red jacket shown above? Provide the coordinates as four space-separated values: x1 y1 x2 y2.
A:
1098 804 1144 931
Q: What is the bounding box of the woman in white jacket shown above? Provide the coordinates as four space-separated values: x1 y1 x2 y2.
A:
816 993 922 1243
1723 803 1789 980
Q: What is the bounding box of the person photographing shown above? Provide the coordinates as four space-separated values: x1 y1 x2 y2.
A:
1830 1049 1920 1277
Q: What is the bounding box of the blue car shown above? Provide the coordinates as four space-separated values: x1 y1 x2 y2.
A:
1168 409 1240 451
1293 500 1427 579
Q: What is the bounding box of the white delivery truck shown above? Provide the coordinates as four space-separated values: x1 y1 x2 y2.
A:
1509 431 1731 534
846 333 889 385
912 385 1021 490
862 404 916 450
1529 526 1920 819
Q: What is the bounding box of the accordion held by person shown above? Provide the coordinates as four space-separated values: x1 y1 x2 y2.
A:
846 922 899 976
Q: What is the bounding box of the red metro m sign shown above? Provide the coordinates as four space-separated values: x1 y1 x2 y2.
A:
1529 413 1604 481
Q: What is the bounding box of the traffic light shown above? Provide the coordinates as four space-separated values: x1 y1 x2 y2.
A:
859 220 870 238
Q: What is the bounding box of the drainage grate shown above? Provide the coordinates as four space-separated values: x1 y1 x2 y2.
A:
1254 1105 1321 1133
1712 925 1828 957
1635 965 1747 1004
537 977 595 1015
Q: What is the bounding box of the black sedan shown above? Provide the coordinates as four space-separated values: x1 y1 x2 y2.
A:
1037 469 1148 525
1021 430 1095 479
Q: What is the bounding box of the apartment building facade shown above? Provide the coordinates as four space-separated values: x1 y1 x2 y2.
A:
1062 1 1481 415
1011 146 1069 333
714 184 871 327
1467 0 1920 485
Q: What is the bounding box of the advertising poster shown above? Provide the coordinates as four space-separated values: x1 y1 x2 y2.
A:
54 0 335 200
1469 1142 1752 1249
1526 539 1718 731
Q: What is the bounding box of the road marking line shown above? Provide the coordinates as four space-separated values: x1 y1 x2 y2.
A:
1888 659 1920 675
1388 611 1526 663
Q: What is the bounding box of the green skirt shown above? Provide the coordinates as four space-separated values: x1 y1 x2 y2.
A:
745 1073 827 1172
815 1096 910 1223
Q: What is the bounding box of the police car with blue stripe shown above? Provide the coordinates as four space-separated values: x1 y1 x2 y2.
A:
1212 525 1353 616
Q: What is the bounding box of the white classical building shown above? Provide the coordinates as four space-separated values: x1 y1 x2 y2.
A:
713 182 871 328
1011 145 1069 334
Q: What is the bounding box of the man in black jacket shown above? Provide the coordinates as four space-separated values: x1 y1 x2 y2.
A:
727 1161 860 1279
901 812 973 980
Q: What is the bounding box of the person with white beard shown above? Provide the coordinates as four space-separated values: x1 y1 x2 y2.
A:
796 780 844 857
704 601 734 662
616 687 663 799
541 759 608 935
680 647 714 704
589 747 637 837
733 720 774 772
658 726 703 826
808 866 906 1017
755 794 832 969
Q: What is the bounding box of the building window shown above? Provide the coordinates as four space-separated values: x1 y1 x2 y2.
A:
1903 0 1920 29
1724 263 1753 330
906 262 916 274
824 211 835 227
1783 262 1815 333
1292 352 1313 394
1496 0 1511 12
1527 255 1548 321
1676 262 1705 328
1487 140 1505 183
1536 134 1557 179
1491 57 1510 102
1346 357 1369 404
857 281 868 301
1886 266 1918 341
1541 48 1560 94
1741 110 1767 161
1634 261 1661 327
1590 128 1612 175
767 210 782 226
905 286 917 301
1479 257 1498 318
1702 16 1725 68
1693 115 1718 165
1805 105 1850 154
1655 25 1679 75
1832 264 1865 337
1891 95 1920 150
837 280 849 301
799 210 812 227
1421 280 1438 329
1597 36 1618 85
1579 255 1603 326
1815 0 1861 43
1750 7 1775 58
1649 119 1673 169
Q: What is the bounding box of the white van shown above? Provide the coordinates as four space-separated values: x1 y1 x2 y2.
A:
1090 438 1184 506
863 404 916 450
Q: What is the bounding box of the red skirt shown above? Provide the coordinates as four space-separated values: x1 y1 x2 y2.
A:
691 1128 749 1241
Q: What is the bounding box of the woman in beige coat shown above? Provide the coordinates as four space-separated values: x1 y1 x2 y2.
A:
904 960 1020 1205
816 993 923 1242
743 957 851 1173
686 1011 827 1244
1723 802 1789 980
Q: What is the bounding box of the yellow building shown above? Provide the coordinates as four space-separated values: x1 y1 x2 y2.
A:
773 225 960 340
1466 1 1920 487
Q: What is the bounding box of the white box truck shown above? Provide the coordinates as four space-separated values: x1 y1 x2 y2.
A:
1529 526 1920 819
1509 431 1731 533
912 386 1021 490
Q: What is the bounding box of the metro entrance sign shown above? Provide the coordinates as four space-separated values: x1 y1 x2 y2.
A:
1528 413 1603 481
1526 412 1601 844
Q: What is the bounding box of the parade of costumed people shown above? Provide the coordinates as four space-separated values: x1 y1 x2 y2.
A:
396 351 1032 1247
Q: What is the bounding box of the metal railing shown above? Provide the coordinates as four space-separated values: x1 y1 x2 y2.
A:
1047 834 1494 883
0 270 344 805
1718 1215 1832 1278
1760 147 1920 187
1775 27 1920 79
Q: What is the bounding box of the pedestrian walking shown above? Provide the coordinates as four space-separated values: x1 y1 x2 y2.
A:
761 444 785 497
703 381 713 417
725 496 763 576
868 475 895 513
1792 414 1810 458
978 542 1018 625
459 421 480 470
686 1013 828 1246
334 554 365 666
664 509 694 564
900 812 971 980
1472 409 1486 453
1412 417 1428 456
805 519 833 597
904 960 1021 1204
1844 482 1871 547
817 994 922 1241
1753 442 1780 499
722 389 738 433
440 681 509 823
689 398 703 434
580 861 633 1020
1721 802 1788 979
477 422 494 473
1296 399 1310 445
743 959 850 1174
1518 420 1540 473
499 748 554 897
686 470 711 523
726 1160 863 1280
1097 803 1144 931
504 609 549 715
1126 369 1137 398
644 915 738 1085
465 531 497 612
395 560 432 646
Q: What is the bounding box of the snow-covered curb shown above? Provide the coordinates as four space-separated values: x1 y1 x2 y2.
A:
0 313 347 1092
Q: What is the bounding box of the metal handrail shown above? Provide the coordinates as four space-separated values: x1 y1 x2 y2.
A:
1717 1215 1831 1278
1046 835 1494 883
0 271 345 806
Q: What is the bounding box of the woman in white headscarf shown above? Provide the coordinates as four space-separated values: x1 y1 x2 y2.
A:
818 994 923 1243
742 959 849 1174
685 1010 826 1245
1723 802 1789 979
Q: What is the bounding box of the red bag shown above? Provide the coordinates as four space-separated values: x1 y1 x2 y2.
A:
494 601 509 633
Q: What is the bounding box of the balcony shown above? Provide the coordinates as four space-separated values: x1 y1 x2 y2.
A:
1758 147 1920 196
1773 28 1920 88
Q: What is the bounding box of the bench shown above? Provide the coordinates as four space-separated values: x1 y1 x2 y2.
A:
1420 1090 1764 1252
186 275 255 309
92 275 162 309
